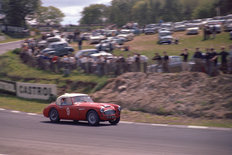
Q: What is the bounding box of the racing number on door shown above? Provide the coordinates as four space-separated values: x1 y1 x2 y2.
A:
66 107 70 116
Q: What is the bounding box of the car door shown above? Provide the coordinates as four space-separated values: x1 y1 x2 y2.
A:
58 97 73 120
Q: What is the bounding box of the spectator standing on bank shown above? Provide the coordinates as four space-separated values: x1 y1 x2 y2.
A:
162 51 169 73
73 29 80 42
193 48 204 72
212 25 216 39
126 54 134 72
206 25 211 40
135 54 141 72
205 48 211 74
140 55 148 73
219 47 229 73
180 48 189 71
152 53 162 72
203 25 207 40
51 55 59 73
229 45 232 74
210 48 218 76
78 37 83 50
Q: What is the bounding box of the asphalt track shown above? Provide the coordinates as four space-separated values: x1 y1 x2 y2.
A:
0 40 23 55
0 109 232 155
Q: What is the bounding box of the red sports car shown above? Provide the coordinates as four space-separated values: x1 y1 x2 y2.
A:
43 93 121 126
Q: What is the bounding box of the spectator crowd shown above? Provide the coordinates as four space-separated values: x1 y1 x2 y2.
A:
19 36 232 77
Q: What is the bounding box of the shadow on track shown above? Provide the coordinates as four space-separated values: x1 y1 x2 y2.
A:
40 120 113 127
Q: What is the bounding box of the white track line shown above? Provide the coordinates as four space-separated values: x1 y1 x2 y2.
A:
10 110 21 113
0 108 5 111
27 113 38 116
151 124 169 127
188 125 208 129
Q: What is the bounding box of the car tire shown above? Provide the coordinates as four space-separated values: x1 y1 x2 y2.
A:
87 110 100 126
49 108 60 123
109 117 120 125
73 120 79 124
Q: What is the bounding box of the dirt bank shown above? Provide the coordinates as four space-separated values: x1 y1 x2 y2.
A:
92 72 232 119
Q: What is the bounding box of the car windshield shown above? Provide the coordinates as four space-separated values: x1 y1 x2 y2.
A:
72 96 93 103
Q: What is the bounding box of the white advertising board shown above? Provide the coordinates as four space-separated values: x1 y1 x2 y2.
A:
16 82 57 100
0 80 16 93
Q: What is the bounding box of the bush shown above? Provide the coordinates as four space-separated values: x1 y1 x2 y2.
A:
12 48 21 55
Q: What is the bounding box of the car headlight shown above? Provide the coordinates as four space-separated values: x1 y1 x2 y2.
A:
118 106 121 112
100 108 104 113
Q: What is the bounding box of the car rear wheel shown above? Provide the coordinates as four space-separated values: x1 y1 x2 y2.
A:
49 108 60 123
73 120 79 124
109 117 120 125
87 110 99 126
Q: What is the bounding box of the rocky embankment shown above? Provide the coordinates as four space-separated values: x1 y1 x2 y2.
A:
92 72 232 119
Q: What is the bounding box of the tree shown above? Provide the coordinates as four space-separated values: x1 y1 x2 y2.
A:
2 0 41 27
161 0 183 22
80 4 107 25
192 2 216 19
214 0 232 16
35 6 65 25
132 1 148 25
108 0 138 26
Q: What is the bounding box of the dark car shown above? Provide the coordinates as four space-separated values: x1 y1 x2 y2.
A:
42 41 74 56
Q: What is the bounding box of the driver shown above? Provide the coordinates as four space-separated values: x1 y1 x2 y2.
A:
61 98 67 105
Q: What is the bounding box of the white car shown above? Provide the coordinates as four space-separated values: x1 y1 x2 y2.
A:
186 27 199 35
89 34 106 44
117 29 134 41
174 25 186 31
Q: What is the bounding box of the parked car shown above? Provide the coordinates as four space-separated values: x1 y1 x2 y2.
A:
75 49 100 59
144 28 156 35
186 27 199 35
89 34 106 44
147 56 195 72
41 41 74 56
208 24 222 33
95 40 115 52
37 36 66 48
80 33 91 40
174 24 186 32
144 24 157 35
90 52 113 59
117 29 134 41
43 93 121 126
224 20 232 32
158 30 173 44
108 36 126 45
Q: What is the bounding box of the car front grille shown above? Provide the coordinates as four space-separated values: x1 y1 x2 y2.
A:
104 110 116 116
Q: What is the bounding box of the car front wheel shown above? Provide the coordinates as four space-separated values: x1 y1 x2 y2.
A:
87 110 100 126
109 117 120 125
49 108 60 123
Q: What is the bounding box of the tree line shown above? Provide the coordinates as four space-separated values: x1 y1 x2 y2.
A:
80 0 232 26
2 0 64 27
